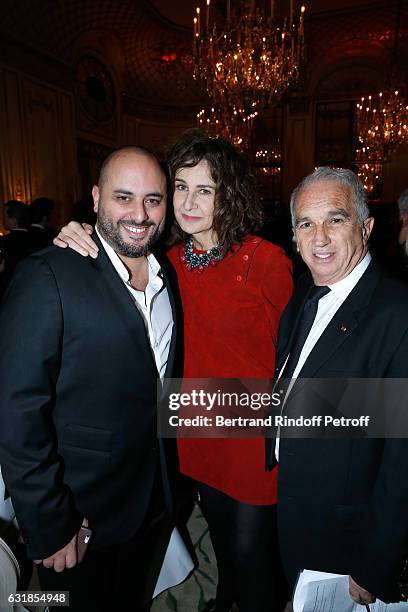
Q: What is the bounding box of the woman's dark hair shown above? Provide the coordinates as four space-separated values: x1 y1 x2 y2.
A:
167 129 263 254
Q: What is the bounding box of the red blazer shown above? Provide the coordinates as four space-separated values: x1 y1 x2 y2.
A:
168 235 293 504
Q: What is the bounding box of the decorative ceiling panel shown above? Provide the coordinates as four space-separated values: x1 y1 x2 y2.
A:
0 1 406 109
0 0 201 107
308 4 406 64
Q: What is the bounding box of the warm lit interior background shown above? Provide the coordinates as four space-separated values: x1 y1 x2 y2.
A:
0 0 407 233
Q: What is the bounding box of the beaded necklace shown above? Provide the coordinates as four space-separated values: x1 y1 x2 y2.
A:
181 237 222 272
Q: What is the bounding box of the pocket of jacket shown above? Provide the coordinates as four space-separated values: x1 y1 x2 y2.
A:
333 503 368 531
60 424 112 453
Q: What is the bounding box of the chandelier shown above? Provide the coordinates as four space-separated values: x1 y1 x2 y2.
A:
354 0 407 184
355 90 408 162
193 0 305 143
196 105 258 149
254 146 282 176
355 160 383 194
196 108 282 181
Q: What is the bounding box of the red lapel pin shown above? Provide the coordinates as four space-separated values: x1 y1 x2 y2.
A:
340 325 347 332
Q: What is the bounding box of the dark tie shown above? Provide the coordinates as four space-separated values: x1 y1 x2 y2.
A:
266 284 331 471
280 285 331 381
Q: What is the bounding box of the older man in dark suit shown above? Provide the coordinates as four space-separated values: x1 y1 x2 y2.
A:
267 167 408 605
0 147 183 611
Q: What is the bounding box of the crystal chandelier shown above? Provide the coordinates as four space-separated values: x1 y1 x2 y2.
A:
356 90 408 162
193 0 305 143
196 105 258 149
196 108 282 179
254 146 281 176
355 160 383 194
354 0 407 172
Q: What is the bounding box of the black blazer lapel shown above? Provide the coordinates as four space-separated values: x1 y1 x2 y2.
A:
276 273 314 373
293 260 380 386
155 252 179 382
91 233 158 373
297 302 358 379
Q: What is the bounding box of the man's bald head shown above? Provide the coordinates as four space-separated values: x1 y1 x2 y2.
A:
92 146 167 259
98 146 164 190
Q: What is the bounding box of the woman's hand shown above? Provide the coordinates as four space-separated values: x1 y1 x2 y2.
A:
54 222 98 258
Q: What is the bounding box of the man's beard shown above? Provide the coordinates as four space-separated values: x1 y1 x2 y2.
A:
97 212 162 258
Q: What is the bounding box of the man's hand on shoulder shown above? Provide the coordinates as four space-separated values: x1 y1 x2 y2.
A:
34 518 88 573
349 576 376 605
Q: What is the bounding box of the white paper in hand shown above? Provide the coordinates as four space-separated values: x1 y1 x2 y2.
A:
293 570 408 612
0 466 14 527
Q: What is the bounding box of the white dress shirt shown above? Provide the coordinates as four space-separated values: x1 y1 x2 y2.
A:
95 231 192 592
275 252 371 460
96 227 173 380
290 252 371 379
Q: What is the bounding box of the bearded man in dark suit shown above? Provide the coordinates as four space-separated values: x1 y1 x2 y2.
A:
0 147 183 611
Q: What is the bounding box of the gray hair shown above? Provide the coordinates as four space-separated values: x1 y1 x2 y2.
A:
398 188 408 215
290 167 369 228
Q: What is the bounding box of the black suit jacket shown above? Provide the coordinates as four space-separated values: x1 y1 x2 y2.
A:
0 230 34 298
0 234 181 559
28 225 56 253
269 260 408 601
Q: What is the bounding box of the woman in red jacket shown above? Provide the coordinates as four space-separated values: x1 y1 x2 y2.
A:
167 131 292 612
55 130 293 612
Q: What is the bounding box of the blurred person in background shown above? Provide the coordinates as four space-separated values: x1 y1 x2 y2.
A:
398 188 408 246
0 200 32 298
398 188 408 274
29 197 56 251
